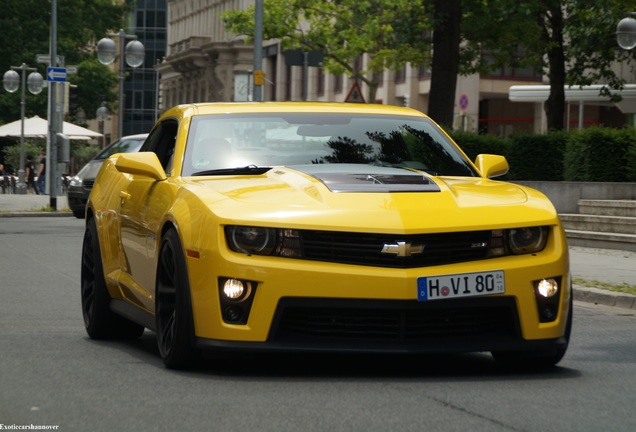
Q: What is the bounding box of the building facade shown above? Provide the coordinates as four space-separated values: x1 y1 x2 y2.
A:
156 0 630 136
123 0 167 137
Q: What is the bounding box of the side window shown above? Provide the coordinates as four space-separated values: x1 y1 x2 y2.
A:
142 120 178 175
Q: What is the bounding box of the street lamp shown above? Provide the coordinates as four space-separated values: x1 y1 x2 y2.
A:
616 15 636 50
96 29 144 140
2 64 44 194
96 102 109 149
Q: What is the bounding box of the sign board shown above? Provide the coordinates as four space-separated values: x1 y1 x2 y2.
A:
459 93 469 111
36 54 64 65
47 67 67 82
253 70 265 86
344 82 365 103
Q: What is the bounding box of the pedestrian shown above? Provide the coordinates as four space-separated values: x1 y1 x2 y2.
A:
25 154 39 195
36 150 46 194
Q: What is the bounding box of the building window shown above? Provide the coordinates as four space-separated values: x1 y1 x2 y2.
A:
334 74 343 93
394 65 406 84
317 68 325 96
418 64 431 80
285 65 292 101
482 51 542 81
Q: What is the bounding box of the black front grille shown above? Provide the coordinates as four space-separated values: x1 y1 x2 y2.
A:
270 297 518 344
300 230 491 268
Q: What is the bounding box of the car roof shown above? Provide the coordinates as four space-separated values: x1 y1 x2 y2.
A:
162 102 429 119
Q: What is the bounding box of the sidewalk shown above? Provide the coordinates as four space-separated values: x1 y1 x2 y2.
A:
0 193 69 216
1 193 635 309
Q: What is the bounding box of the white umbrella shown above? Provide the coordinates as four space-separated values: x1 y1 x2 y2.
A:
0 115 102 140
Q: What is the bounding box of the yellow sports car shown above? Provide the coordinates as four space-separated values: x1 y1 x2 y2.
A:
81 102 571 369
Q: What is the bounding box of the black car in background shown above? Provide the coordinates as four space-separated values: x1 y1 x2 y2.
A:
68 134 148 218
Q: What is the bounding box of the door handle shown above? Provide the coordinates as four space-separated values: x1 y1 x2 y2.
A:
119 191 131 201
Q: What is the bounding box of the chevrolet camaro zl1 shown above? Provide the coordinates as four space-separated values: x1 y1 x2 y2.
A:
81 102 571 369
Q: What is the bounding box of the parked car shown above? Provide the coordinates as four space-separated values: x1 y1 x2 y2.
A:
68 134 148 218
81 102 571 370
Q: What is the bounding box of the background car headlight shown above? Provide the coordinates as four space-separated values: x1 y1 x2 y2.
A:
508 226 548 255
69 176 82 187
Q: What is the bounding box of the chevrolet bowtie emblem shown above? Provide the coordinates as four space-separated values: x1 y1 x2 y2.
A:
381 241 424 257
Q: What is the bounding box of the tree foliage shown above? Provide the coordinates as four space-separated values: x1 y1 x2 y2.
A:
222 0 432 102
462 0 635 131
225 0 636 132
0 0 127 125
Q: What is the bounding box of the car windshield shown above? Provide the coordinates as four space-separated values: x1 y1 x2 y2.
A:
96 137 145 160
182 113 477 177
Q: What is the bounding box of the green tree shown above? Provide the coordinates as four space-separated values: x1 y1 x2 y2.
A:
0 0 126 125
222 0 432 103
428 0 461 127
462 0 635 131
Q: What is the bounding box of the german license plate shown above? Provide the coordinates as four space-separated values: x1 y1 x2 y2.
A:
417 270 505 301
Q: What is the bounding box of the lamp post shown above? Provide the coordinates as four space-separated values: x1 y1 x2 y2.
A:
96 102 109 149
617 15 636 50
2 64 44 194
96 29 144 140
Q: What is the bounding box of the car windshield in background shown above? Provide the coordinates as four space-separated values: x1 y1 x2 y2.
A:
182 113 477 177
96 138 145 160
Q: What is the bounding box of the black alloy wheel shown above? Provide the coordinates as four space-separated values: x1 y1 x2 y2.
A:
155 228 199 369
81 218 144 339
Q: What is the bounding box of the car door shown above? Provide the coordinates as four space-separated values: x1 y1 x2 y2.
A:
118 120 178 311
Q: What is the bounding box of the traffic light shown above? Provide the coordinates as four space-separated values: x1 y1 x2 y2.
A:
64 82 79 114
68 84 79 112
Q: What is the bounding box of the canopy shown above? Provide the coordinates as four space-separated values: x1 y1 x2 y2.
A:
0 115 102 140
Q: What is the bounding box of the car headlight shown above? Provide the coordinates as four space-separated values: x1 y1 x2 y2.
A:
69 176 82 187
225 226 302 257
508 226 548 254
488 226 549 257
228 226 277 254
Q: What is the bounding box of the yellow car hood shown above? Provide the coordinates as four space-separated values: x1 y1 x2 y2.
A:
185 165 556 232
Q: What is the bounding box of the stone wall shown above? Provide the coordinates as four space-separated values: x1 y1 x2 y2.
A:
514 181 636 213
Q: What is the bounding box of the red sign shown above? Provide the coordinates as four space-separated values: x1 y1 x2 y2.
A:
345 82 366 103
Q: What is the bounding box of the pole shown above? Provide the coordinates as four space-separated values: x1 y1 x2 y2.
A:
302 52 308 101
117 29 125 140
48 0 58 210
14 64 35 194
253 0 263 102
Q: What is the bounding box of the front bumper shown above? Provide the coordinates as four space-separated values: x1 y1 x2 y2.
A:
187 233 571 354
194 296 570 355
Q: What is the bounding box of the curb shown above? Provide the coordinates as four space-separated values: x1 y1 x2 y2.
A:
0 211 73 217
573 285 636 310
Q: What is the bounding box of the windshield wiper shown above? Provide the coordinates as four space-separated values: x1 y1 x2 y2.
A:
192 165 272 176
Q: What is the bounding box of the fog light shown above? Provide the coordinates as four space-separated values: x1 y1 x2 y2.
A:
537 278 559 298
218 277 257 325
223 278 246 300
532 277 562 323
224 306 243 323
541 306 557 322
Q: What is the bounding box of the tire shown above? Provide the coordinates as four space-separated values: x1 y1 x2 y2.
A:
155 228 200 369
492 289 573 370
81 218 145 339
73 208 85 219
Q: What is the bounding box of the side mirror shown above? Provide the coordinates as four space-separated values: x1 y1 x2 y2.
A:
475 154 509 179
114 152 167 181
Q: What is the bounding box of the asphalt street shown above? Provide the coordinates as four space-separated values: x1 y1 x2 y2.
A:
1 193 635 310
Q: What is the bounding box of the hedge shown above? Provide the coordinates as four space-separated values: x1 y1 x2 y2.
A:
448 127 636 182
